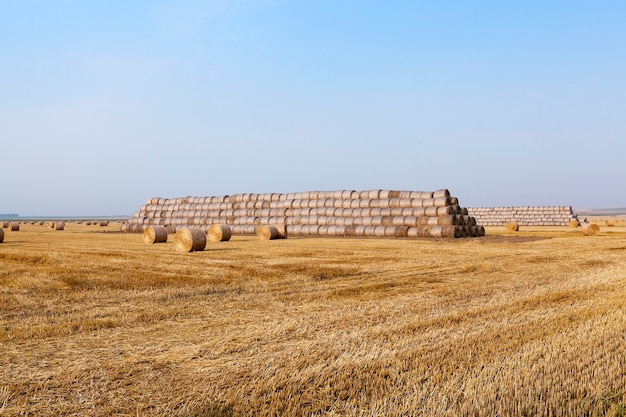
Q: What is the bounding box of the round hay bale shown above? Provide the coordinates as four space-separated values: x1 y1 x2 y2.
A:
506 221 519 232
429 226 443 238
433 197 451 207
256 225 287 240
54 222 65 231
368 190 381 199
144 225 168 244
582 223 600 236
441 225 462 238
433 189 450 199
373 226 386 237
394 226 409 237
174 228 206 252
207 224 232 242
569 219 580 228
0 228 3 243
605 220 615 227
344 225 357 237
10 222 19 231
381 216 394 226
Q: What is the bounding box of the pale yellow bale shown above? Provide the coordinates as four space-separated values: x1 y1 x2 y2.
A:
207 224 232 242
144 225 168 244
174 228 206 252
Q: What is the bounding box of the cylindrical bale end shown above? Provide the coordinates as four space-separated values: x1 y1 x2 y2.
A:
256 224 287 240
207 224 232 242
144 225 168 244
582 223 599 236
174 228 206 252
54 222 65 231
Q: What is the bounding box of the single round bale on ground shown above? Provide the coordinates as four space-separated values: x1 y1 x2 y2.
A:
207 224 232 242
174 228 206 252
143 225 168 244
582 223 600 236
256 225 287 240
0 228 4 243
506 221 519 232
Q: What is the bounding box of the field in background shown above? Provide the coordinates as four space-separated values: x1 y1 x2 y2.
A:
1 222 625 416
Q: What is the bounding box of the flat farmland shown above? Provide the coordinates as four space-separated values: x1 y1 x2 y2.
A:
1 223 625 416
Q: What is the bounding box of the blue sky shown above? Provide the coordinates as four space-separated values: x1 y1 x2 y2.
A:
1 1 625 216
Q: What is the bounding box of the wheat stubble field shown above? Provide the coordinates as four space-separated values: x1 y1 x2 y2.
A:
1 222 625 416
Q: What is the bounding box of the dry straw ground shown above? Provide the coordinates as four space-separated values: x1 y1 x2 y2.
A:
1 222 625 416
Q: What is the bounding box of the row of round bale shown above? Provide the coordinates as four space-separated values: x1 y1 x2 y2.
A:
0 220 110 230
143 223 286 252
467 206 577 226
123 189 486 239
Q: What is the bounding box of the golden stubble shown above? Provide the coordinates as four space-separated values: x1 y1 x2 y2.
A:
1 222 625 416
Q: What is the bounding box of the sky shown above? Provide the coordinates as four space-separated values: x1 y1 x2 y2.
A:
1 0 625 216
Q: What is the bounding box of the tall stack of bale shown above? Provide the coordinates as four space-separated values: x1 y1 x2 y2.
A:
467 206 577 226
122 189 485 238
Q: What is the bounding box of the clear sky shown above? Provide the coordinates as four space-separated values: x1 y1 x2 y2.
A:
1 1 625 216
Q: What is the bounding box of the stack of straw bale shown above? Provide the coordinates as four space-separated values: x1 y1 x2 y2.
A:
467 206 577 226
122 189 485 239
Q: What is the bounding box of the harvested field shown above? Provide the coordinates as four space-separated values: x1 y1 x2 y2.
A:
1 222 625 416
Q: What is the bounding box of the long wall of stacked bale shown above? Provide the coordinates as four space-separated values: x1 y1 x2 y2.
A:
122 189 485 239
467 206 578 226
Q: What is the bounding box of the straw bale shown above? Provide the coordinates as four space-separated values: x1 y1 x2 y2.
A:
441 225 461 238
257 224 287 240
569 219 580 228
506 221 519 232
374 226 386 237
144 225 168 244
409 199 424 208
393 226 409 237
305 225 320 235
582 223 600 236
54 222 65 231
207 224 232 242
433 189 450 198
174 228 206 252
354 226 366 236
424 206 439 217
429 226 443 238
10 222 19 231
344 225 357 237
367 190 381 199
387 191 401 198
0 228 3 243
381 216 394 226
